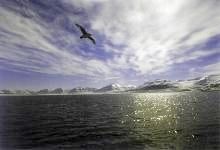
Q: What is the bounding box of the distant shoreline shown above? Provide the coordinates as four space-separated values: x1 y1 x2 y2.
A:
1 90 218 97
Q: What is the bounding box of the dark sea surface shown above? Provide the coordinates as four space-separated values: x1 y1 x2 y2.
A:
0 91 219 150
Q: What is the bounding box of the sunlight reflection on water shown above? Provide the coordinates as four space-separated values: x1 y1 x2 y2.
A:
0 92 219 149
119 92 220 149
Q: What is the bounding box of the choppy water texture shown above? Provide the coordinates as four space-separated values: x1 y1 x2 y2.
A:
0 91 219 150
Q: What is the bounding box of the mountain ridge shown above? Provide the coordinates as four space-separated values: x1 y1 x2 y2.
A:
1 74 219 95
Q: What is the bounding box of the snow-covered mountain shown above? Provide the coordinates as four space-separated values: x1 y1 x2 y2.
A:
96 83 136 92
174 74 220 90
195 74 220 86
125 85 137 90
135 74 220 91
68 87 97 93
96 83 123 92
50 88 63 94
173 80 196 90
1 74 219 94
1 89 15 94
0 89 32 95
14 90 32 95
37 89 49 94
137 80 176 90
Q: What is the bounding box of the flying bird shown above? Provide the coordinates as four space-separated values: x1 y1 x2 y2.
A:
75 24 96 44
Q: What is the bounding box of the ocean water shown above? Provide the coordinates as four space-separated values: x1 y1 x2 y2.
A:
0 91 219 150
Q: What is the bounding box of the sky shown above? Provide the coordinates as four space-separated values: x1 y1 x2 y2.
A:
0 0 220 90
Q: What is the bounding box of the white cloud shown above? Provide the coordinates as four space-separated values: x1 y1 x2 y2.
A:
203 62 220 75
0 0 220 83
188 61 220 78
90 0 220 75
0 6 113 78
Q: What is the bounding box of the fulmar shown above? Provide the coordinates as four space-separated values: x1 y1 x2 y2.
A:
75 24 96 44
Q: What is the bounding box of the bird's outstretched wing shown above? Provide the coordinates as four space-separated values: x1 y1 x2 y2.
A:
75 24 87 34
88 36 96 44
